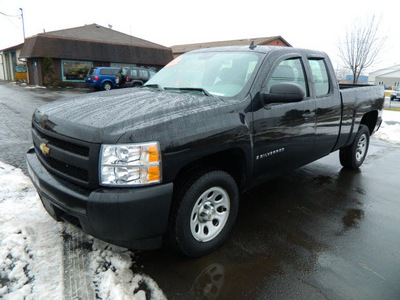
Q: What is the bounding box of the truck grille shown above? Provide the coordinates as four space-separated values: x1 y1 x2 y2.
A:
32 123 100 189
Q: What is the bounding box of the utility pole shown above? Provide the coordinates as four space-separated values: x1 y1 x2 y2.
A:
20 8 25 40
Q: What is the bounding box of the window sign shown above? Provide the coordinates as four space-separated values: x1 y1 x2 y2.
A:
62 60 92 82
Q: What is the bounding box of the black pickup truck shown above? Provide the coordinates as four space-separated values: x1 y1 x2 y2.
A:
26 46 384 257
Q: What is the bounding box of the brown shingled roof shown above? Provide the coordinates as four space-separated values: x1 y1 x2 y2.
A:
1 43 24 52
38 24 168 49
19 24 173 66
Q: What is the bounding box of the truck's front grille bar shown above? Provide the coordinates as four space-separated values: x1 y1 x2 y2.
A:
31 123 99 188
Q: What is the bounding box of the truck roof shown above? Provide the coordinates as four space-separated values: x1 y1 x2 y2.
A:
190 45 328 58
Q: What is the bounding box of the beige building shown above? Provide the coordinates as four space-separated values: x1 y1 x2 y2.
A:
368 65 400 89
0 43 27 82
171 36 291 58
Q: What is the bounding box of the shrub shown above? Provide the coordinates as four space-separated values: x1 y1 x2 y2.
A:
42 57 57 86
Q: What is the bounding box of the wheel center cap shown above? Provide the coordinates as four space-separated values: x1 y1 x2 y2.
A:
198 202 215 222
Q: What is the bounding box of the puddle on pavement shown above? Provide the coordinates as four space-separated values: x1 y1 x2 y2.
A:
342 209 365 228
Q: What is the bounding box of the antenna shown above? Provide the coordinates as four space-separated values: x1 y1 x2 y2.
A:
249 40 256 50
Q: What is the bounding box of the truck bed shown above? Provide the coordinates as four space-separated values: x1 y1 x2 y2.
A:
335 84 385 150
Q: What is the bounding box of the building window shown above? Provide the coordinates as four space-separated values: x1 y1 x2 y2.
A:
61 60 92 82
395 82 399 87
111 62 137 68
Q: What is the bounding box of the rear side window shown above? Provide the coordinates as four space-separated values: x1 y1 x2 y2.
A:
139 70 149 79
130 69 138 77
308 59 330 97
99 69 118 75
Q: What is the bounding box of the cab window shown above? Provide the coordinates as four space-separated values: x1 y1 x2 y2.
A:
267 58 309 97
308 59 330 97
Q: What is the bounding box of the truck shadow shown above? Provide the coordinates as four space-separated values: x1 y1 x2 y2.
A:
131 161 365 299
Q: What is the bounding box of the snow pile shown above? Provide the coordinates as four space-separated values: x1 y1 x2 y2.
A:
0 162 64 299
375 110 400 144
90 239 166 300
0 161 166 299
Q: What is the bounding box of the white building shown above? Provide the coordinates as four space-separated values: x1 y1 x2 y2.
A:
368 65 400 89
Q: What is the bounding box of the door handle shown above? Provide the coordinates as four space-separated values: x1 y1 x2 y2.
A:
302 110 315 118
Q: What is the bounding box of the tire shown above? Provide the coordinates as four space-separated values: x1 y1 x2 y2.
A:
170 170 239 257
115 75 121 85
102 82 112 91
339 124 370 170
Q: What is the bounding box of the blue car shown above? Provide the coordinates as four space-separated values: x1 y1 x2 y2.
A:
85 67 120 90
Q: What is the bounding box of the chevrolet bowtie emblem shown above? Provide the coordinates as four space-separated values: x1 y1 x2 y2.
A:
40 143 51 156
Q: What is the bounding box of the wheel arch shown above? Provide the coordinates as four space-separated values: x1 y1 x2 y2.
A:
102 80 113 89
172 148 248 194
360 110 378 135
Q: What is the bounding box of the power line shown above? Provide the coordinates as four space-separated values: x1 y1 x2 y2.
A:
0 11 20 18
2 13 21 31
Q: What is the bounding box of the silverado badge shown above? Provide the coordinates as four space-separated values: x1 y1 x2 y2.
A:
40 143 50 156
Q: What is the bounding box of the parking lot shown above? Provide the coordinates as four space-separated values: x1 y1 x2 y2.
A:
0 81 399 299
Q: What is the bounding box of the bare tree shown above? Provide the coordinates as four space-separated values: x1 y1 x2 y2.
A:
338 15 386 84
335 67 350 82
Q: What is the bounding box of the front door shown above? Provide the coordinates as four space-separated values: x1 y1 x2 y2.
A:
252 56 317 183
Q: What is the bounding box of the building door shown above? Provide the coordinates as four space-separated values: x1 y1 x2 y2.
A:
32 59 39 86
5 53 12 80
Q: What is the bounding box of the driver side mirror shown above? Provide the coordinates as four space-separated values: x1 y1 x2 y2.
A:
261 82 305 104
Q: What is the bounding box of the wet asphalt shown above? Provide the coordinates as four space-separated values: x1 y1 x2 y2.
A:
136 137 400 300
1 81 399 299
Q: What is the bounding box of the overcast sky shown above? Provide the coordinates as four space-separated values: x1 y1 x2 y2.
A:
0 0 397 73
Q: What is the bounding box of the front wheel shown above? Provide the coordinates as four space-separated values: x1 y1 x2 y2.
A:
339 124 370 170
170 170 239 257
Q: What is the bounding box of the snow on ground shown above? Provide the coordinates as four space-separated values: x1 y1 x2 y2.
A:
0 162 166 300
375 110 400 144
0 162 64 299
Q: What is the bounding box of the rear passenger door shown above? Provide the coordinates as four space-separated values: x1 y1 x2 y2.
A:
252 55 317 181
307 57 341 160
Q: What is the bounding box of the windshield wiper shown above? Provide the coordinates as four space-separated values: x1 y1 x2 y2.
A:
164 87 212 97
143 84 164 91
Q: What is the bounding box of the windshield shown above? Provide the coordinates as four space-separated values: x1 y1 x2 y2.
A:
145 52 262 97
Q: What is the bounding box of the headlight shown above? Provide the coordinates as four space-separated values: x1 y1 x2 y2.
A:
100 142 161 186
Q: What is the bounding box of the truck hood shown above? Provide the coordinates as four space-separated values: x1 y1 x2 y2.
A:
33 88 231 143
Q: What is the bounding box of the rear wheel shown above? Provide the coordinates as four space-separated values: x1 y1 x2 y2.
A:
339 125 370 170
102 82 112 91
170 170 239 257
